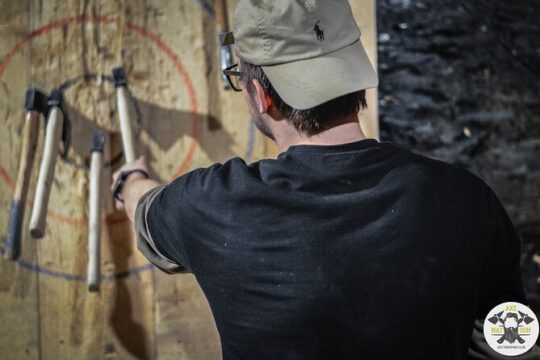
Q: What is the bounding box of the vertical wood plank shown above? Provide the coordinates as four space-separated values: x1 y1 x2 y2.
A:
351 0 379 140
0 1 41 359
25 0 155 358
150 2 222 359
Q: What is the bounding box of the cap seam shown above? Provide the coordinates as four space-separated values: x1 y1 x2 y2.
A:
260 38 361 67
256 5 271 63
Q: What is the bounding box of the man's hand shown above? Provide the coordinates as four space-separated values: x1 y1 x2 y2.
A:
111 156 161 221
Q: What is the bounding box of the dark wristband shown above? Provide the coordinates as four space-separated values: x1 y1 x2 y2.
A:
112 169 149 203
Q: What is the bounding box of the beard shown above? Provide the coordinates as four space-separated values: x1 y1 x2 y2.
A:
247 92 275 141
504 326 519 343
250 112 275 141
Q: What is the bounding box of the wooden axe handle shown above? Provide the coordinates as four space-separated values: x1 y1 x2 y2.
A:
214 0 229 28
87 149 103 292
29 107 63 238
116 86 136 162
4 111 40 260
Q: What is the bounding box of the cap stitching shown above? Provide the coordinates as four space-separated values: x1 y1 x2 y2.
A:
262 38 361 67
302 0 320 36
303 0 314 10
256 5 270 63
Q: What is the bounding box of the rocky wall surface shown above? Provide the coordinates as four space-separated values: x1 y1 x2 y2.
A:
377 0 540 313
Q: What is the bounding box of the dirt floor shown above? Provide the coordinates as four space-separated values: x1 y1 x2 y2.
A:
377 0 540 316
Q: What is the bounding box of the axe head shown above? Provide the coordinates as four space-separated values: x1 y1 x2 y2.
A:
518 311 535 325
91 131 105 153
219 31 234 46
25 88 49 115
523 315 535 325
112 67 127 88
47 88 63 107
46 88 71 159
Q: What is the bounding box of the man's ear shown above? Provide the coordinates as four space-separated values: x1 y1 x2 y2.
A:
252 79 273 114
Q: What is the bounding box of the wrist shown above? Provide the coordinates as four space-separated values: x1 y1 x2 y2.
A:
112 169 149 203
124 171 147 185
121 172 147 198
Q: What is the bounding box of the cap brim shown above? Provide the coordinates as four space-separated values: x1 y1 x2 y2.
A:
261 40 378 110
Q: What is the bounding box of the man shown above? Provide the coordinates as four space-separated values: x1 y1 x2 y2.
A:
111 0 539 358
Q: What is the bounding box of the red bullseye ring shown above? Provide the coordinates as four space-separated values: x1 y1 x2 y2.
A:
0 15 200 227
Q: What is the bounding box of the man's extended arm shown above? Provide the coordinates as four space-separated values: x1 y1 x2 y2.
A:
110 156 189 274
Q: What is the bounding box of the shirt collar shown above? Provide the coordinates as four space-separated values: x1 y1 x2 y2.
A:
279 138 381 157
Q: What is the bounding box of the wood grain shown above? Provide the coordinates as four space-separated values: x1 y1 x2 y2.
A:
0 1 40 358
350 0 379 140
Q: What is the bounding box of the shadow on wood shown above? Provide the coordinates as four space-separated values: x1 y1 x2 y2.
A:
61 97 234 179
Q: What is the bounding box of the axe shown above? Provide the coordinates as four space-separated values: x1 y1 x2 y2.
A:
29 89 65 238
87 132 104 292
112 67 137 162
487 311 505 325
518 311 535 325
4 88 48 260
216 0 235 89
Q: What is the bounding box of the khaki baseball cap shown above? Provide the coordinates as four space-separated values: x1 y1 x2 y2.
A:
223 0 378 110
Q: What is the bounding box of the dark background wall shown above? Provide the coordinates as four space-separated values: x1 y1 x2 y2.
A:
377 0 540 314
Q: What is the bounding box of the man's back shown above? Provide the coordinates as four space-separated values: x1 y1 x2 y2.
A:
141 138 527 359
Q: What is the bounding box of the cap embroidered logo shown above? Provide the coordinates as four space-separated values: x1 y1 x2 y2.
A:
314 20 325 41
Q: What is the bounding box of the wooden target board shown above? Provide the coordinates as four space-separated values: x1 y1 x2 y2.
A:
0 1 377 359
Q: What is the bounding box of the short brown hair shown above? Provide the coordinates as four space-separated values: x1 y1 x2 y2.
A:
239 60 367 136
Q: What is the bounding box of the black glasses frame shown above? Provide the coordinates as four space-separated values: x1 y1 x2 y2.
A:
223 64 243 92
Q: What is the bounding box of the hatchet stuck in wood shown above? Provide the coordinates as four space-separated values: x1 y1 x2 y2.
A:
29 89 65 239
87 132 104 292
112 67 137 163
216 0 235 89
4 88 48 260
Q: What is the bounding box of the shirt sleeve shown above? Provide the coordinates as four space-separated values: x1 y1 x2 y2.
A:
477 185 528 319
134 185 191 274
